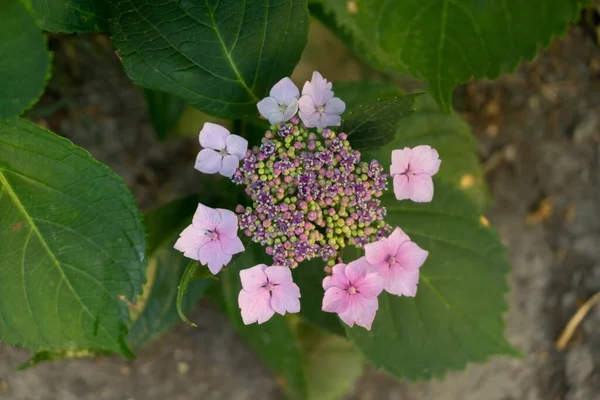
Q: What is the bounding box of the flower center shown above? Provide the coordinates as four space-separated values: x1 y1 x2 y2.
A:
265 282 275 291
219 149 228 156
347 286 357 295
387 255 396 265
279 104 287 112
317 105 325 113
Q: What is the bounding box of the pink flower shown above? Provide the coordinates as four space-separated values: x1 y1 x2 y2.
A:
238 264 301 324
364 227 428 297
174 203 244 274
298 71 345 129
256 77 300 125
321 257 384 330
390 145 441 202
195 123 248 178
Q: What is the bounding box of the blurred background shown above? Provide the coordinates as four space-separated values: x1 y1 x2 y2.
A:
1 6 600 400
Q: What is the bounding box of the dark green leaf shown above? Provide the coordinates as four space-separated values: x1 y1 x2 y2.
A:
109 0 309 118
0 118 146 357
221 243 307 399
345 183 519 380
334 81 401 112
0 0 51 118
144 196 199 255
293 262 345 336
341 94 419 150
318 0 583 111
30 0 110 33
143 89 187 141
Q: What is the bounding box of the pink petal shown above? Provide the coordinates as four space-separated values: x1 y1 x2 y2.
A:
345 257 368 284
193 203 221 231
322 287 350 313
409 174 434 203
298 95 320 128
390 148 412 176
355 272 384 298
199 122 229 151
219 154 239 178
173 225 210 260
240 264 268 291
302 71 333 106
339 294 379 330
386 227 411 255
364 239 391 266
324 97 345 115
198 240 232 274
410 145 441 175
269 77 300 105
216 208 238 238
257 97 285 125
264 266 294 285
395 241 428 271
386 266 420 297
282 98 299 122
220 235 244 256
270 284 301 315
226 134 248 160
239 289 274 325
195 148 223 175
393 174 412 201
323 263 350 290
319 113 341 128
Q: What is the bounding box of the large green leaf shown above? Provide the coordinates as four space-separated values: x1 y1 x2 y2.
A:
29 0 110 33
363 94 489 209
0 118 146 357
334 81 401 111
109 0 309 118
317 0 583 111
0 0 51 118
221 243 307 399
345 184 519 380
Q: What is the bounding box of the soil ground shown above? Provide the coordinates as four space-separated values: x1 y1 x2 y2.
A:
1 16 600 400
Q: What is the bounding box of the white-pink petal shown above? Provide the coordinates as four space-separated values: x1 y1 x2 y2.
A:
338 294 379 330
322 263 349 290
240 264 268 291
264 266 294 286
390 148 412 176
410 145 441 175
270 284 301 315
215 208 238 238
409 174 434 203
226 134 248 160
386 267 420 297
199 122 229 150
220 235 244 256
393 174 411 201
239 289 274 325
395 241 428 271
364 239 391 266
219 154 239 177
322 287 350 313
386 227 411 256
345 257 368 284
302 71 333 106
173 225 210 260
257 97 283 124
198 240 232 274
324 97 345 115
193 203 222 231
195 148 223 175
270 77 300 105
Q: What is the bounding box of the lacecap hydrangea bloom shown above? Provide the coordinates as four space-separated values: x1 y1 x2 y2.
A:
175 71 441 329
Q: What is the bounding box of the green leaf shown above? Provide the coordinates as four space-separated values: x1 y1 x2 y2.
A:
176 261 203 327
143 89 187 141
18 348 98 370
341 94 419 151
333 81 401 111
109 0 309 118
29 0 110 33
0 118 146 357
317 0 583 111
293 263 345 336
144 196 199 255
221 243 307 399
345 183 519 380
363 94 489 210
0 0 51 118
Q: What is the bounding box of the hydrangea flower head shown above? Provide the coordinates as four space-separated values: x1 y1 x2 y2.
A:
174 203 245 274
238 264 301 324
390 145 441 202
298 71 346 128
364 227 428 296
257 77 300 125
196 123 248 177
321 258 384 330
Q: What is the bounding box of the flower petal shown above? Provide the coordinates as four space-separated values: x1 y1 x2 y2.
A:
322 287 350 313
193 203 221 231
364 239 391 266
324 97 345 115
386 266 420 297
239 289 274 325
219 154 239 178
355 272 384 298
257 97 284 125
339 294 379 330
198 240 232 274
226 134 248 160
409 174 434 203
410 145 441 175
345 257 368 284
216 208 238 238
393 174 412 201
270 77 300 105
386 227 411 255
318 113 341 128
390 148 412 176
282 97 299 122
240 264 268 291
195 148 223 175
302 71 333 106
220 235 244 256
396 241 428 271
323 263 350 290
173 225 210 260
264 266 294 285
199 122 229 150
271 283 301 315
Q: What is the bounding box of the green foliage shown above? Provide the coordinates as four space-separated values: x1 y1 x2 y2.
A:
334 81 401 111
109 0 309 118
220 243 307 399
0 118 146 357
0 0 51 118
29 0 110 33
316 0 583 111
344 184 519 380
143 89 188 141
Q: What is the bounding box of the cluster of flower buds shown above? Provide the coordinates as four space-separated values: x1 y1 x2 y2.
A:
175 71 441 330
